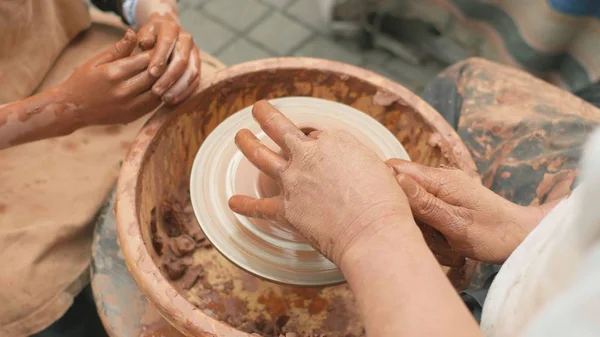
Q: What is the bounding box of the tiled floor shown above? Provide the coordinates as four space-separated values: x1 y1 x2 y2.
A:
178 0 441 92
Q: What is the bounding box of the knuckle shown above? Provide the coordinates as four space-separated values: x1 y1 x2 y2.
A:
443 207 474 242
105 68 121 81
432 171 458 196
173 58 186 67
329 129 362 145
113 88 128 100
453 207 474 228
419 194 439 217
110 46 122 58
437 181 459 198
280 169 300 188
262 112 277 128
315 128 330 138
249 143 262 162
180 31 192 41
332 128 353 138
439 170 475 198
139 24 152 34
295 147 321 164
453 168 472 181
190 65 199 78
72 64 86 75
172 60 187 72
327 129 347 138
280 168 296 182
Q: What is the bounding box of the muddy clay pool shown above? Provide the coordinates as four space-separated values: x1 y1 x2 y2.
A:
150 187 364 337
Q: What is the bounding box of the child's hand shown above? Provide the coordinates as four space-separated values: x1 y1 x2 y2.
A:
137 14 201 105
59 30 162 127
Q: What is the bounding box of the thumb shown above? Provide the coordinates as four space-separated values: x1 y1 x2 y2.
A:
387 159 443 196
137 23 157 50
395 174 456 235
92 30 137 65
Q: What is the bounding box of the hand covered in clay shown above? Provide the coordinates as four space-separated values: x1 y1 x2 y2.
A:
228 101 415 265
59 30 161 126
137 12 200 105
386 159 546 264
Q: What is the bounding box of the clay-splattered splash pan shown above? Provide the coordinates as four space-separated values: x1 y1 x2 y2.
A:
116 58 478 337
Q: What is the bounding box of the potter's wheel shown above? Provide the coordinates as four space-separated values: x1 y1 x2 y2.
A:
190 97 410 286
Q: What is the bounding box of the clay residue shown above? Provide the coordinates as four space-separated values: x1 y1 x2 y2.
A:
140 323 184 337
17 105 43 122
150 187 364 336
307 297 327 315
258 291 288 317
495 89 530 105
372 90 399 107
150 193 212 284
322 296 351 332
428 133 442 148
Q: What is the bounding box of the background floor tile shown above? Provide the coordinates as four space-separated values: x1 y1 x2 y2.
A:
176 0 439 90
179 10 236 54
217 38 273 65
293 36 361 65
248 12 313 55
286 0 329 32
203 0 270 31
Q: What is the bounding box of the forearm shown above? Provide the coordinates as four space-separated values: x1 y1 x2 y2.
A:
135 0 178 26
340 219 481 337
0 88 79 149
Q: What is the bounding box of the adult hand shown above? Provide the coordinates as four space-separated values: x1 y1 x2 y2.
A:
386 159 546 264
59 30 161 127
137 14 200 105
228 101 415 265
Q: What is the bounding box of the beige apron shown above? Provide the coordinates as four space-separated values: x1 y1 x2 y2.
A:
0 2 224 336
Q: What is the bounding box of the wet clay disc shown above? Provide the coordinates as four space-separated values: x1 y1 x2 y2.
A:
190 97 410 286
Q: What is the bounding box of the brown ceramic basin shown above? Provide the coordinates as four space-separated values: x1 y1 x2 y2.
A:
116 57 478 337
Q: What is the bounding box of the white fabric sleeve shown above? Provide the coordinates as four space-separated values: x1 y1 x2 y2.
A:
122 0 139 29
521 128 600 337
521 244 600 337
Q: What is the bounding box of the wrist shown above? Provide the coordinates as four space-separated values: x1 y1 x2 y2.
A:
339 215 425 277
509 200 559 240
492 202 546 262
494 200 561 264
51 87 85 132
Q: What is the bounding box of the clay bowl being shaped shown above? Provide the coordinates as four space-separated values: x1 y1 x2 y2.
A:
116 57 478 337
